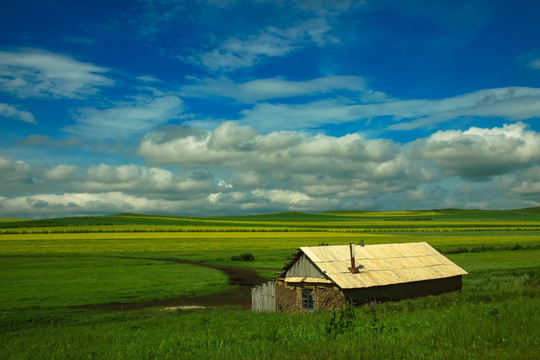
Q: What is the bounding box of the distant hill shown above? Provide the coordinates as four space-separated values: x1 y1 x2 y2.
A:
1 207 539 228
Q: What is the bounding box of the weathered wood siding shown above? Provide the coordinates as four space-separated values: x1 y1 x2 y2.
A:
251 280 276 312
285 254 325 279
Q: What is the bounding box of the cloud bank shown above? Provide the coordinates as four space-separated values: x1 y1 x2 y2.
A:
2 121 540 218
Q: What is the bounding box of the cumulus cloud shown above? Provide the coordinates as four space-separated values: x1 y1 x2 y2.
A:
509 166 540 204
0 48 113 98
0 103 36 123
138 122 402 176
137 121 427 207
64 93 183 139
415 122 540 180
0 192 193 218
136 121 540 213
187 18 336 71
71 163 214 198
44 165 81 182
3 121 540 218
0 154 31 182
181 75 366 102
252 189 311 205
81 164 172 192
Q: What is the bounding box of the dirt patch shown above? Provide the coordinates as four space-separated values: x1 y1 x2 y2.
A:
153 257 268 288
159 305 205 312
73 257 270 312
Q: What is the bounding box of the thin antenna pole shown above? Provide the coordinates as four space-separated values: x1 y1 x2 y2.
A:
349 243 359 273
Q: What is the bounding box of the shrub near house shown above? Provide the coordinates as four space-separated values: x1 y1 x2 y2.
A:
231 253 255 262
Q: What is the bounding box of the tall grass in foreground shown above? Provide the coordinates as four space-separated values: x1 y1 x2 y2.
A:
1 286 538 359
1 255 538 359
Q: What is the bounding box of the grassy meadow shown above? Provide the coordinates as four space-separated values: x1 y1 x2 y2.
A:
1 208 539 359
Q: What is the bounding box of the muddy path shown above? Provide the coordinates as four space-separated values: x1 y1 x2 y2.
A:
74 257 271 312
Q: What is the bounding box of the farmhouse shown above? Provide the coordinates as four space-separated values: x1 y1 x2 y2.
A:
252 242 467 312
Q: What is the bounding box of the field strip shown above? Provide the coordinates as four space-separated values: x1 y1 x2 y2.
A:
0 231 391 241
0 232 394 255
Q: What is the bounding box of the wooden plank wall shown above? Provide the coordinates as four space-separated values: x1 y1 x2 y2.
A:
285 254 326 279
251 280 276 312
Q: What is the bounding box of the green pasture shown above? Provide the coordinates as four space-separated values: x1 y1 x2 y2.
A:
1 250 538 360
1 208 539 359
0 255 232 311
1 230 539 265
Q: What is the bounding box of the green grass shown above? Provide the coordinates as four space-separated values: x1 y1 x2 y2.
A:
0 255 231 310
1 265 538 359
0 208 539 359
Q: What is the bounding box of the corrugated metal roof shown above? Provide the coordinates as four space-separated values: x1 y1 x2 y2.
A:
290 242 467 289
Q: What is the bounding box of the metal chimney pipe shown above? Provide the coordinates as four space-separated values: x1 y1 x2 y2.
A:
349 243 359 273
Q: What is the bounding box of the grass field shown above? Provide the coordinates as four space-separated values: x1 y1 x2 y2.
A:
1 208 539 359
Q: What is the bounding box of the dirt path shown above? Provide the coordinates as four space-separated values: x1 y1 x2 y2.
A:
75 257 270 312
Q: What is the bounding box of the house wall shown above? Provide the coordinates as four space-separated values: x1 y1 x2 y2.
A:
272 276 462 312
251 280 276 312
275 279 348 313
343 275 463 305
285 254 326 279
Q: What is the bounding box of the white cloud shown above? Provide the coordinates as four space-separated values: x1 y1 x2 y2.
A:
44 165 81 182
0 192 197 218
0 155 31 182
188 18 336 71
82 163 173 192
137 121 423 206
208 121 258 150
0 48 113 98
0 103 36 123
3 121 540 218
415 122 540 180
181 75 366 102
509 166 540 203
252 189 311 205
0 189 288 218
134 121 540 213
407 188 426 200
388 87 540 130
138 122 401 176
236 86 540 132
73 163 215 196
240 100 361 132
64 93 184 139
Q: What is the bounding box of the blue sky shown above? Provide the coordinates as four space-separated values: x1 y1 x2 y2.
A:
1 0 540 218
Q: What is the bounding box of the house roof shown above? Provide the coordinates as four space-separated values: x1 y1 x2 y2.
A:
285 242 467 290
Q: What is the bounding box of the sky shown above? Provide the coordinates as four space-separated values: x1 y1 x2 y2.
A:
1 0 540 218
